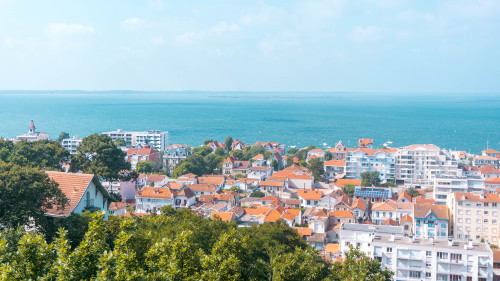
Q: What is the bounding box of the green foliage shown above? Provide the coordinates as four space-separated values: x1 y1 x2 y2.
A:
324 151 333 161
173 154 209 177
204 153 225 174
113 138 126 147
136 160 154 173
224 136 233 152
249 190 265 198
70 134 130 181
230 149 243 160
343 184 355 197
329 246 392 281
270 247 328 281
244 145 266 160
57 131 70 143
307 158 324 182
264 151 272 160
296 146 316 161
271 159 279 171
229 186 243 193
286 157 294 168
192 146 213 157
299 160 307 167
0 161 67 231
361 171 381 187
214 147 225 156
287 147 298 155
203 139 214 146
406 187 420 197
0 139 69 170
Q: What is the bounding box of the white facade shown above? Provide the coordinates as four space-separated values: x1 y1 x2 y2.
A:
395 144 459 186
345 149 396 182
102 129 168 151
16 121 49 142
433 175 484 205
61 137 82 154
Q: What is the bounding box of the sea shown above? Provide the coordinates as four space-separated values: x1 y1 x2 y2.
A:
0 91 499 154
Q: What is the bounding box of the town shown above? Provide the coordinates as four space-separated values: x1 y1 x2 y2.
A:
3 120 500 281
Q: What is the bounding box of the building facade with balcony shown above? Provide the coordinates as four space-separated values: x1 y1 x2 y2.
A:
433 175 485 205
344 148 396 183
102 129 168 151
61 136 82 154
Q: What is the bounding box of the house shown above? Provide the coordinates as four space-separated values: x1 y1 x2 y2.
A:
329 210 355 225
222 155 251 176
371 200 414 225
189 184 220 196
248 166 273 180
176 173 198 185
210 211 237 222
475 156 500 169
327 141 347 160
45 171 112 219
268 152 284 169
307 149 325 159
288 173 314 189
16 120 50 142
251 154 266 167
135 186 196 213
480 165 500 179
231 139 245 151
483 148 500 159
358 138 373 149
207 141 225 153
145 174 168 187
324 160 345 181
297 189 323 208
351 198 367 220
462 165 481 177
254 141 286 155
400 214 414 236
353 186 392 206
61 136 82 154
413 203 449 240
109 202 129 216
198 176 225 187
102 129 168 151
259 181 286 197
163 144 191 170
126 148 159 170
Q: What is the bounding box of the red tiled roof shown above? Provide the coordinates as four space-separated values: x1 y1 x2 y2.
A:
330 210 354 218
297 189 323 200
137 186 174 199
324 160 345 166
45 171 94 217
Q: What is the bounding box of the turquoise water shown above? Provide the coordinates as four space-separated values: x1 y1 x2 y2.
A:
0 91 499 153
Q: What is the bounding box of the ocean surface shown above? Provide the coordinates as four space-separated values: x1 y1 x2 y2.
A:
0 91 499 153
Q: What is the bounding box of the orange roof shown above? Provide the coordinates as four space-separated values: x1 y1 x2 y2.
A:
310 149 324 152
109 202 127 210
285 208 301 217
454 192 500 203
214 194 232 201
493 250 500 263
293 227 312 237
45 171 95 217
251 154 264 160
477 155 498 160
383 218 398 226
414 204 449 220
146 174 166 183
400 214 413 224
324 243 340 254
167 182 184 190
210 212 235 222
480 165 500 174
330 210 354 218
198 176 225 185
281 212 296 221
259 181 285 187
324 160 345 166
484 148 500 154
284 165 305 172
189 184 218 193
486 177 500 184
288 173 313 180
297 189 323 200
335 179 361 188
352 199 366 210
260 195 281 202
137 186 174 199
398 191 412 202
199 194 215 203
264 208 284 222
126 148 158 156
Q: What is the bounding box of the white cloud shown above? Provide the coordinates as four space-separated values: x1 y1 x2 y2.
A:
211 22 240 33
121 17 144 30
46 23 95 36
351 25 381 43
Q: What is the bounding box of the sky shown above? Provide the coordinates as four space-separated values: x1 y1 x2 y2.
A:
0 0 499 92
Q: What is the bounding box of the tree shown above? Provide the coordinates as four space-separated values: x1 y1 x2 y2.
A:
361 171 381 187
113 138 126 147
343 184 355 197
56 132 70 143
192 146 213 157
136 160 154 173
286 157 294 168
205 153 224 174
270 247 328 281
271 159 279 171
214 147 225 156
203 139 214 145
287 147 298 155
7 140 70 170
324 151 333 161
249 191 265 198
406 187 420 198
243 145 266 160
230 149 243 160
329 246 392 281
224 136 233 152
70 134 130 181
297 146 315 161
307 158 324 182
173 154 208 177
0 161 67 230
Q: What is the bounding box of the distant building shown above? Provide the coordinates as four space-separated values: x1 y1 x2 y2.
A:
358 138 373 149
102 129 168 151
16 120 49 142
345 148 396 183
61 136 82 154
126 148 159 170
163 144 191 170
433 175 484 205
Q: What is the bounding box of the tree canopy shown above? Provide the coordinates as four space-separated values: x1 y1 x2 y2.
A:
56 132 70 143
136 160 154 174
224 136 233 152
361 171 381 187
70 134 130 181
343 184 355 197
0 139 69 171
307 158 324 182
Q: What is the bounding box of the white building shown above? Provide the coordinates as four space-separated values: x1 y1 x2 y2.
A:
16 120 50 142
135 186 195 213
102 129 168 151
345 148 396 183
433 175 484 205
372 236 493 281
61 136 82 154
395 144 459 186
337 223 405 256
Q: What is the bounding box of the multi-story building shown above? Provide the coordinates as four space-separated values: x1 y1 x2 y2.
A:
163 144 191 170
475 156 500 169
395 144 459 186
324 159 345 181
126 148 159 170
135 186 195 213
102 129 168 151
345 148 396 183
447 192 500 246
222 155 251 176
372 236 493 281
337 223 405 255
413 203 450 240
16 120 50 142
371 200 414 225
327 141 347 160
433 175 485 205
61 136 82 154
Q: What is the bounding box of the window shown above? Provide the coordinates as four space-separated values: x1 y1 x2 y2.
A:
477 227 481 232
437 252 448 260
458 201 463 206
458 218 463 223
458 226 463 231
466 210 471 215
458 209 463 215
387 247 392 253
409 271 421 278
493 228 497 233
426 262 431 267
477 210 482 215
485 211 489 215
484 219 489 223
494 211 498 217
426 251 432 256
450 253 462 261
484 203 489 207
466 218 471 224
404 225 409 230
477 203 482 207
441 224 446 228
477 219 481 224
484 228 488 233
426 272 431 278
466 202 471 207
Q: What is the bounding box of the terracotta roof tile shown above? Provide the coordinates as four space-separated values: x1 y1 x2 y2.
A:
297 189 323 200
330 210 354 218
45 171 94 217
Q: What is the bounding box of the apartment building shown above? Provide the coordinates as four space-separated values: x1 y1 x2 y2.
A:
447 192 500 246
102 129 168 151
395 144 459 186
433 175 485 205
372 236 493 281
61 136 82 154
163 144 191 170
345 148 396 183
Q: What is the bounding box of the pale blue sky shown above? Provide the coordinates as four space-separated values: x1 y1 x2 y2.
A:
0 0 499 92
